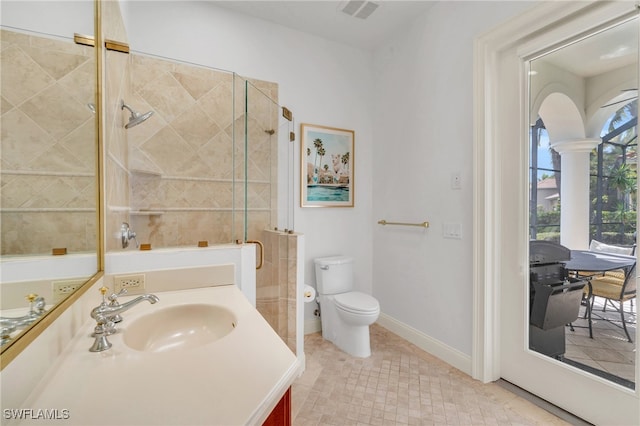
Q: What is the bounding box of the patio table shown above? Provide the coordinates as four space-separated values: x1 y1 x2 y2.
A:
564 250 636 338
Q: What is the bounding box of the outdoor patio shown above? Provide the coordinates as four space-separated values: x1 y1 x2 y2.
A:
564 296 636 388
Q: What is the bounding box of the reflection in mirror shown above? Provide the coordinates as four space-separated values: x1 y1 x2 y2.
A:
0 1 98 352
528 17 637 389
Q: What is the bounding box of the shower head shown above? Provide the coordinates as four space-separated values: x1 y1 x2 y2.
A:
121 101 153 129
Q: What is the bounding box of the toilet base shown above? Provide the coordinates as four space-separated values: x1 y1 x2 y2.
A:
317 293 378 358
329 322 372 358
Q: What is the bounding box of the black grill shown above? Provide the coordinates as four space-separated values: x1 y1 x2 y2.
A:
529 240 586 359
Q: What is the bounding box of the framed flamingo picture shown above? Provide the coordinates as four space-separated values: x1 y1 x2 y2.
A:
300 123 354 207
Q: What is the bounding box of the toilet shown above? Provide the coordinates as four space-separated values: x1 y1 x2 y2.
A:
314 256 380 357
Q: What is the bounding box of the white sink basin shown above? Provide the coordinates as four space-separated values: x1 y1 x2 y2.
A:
123 304 237 353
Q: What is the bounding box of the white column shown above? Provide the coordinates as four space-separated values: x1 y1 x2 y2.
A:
550 138 600 250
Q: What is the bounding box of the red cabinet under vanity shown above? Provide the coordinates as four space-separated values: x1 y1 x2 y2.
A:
263 387 291 426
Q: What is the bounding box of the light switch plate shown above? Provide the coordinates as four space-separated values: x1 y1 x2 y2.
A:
443 223 462 239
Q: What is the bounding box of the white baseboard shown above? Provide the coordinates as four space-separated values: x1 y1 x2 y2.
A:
304 318 322 335
376 313 472 376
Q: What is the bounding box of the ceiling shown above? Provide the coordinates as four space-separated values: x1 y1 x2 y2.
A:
212 1 436 51
534 17 638 79
215 1 637 78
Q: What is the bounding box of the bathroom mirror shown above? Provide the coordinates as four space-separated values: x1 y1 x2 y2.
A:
0 0 100 361
528 15 637 388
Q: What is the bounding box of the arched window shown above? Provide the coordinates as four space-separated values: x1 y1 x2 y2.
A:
590 100 637 244
529 118 561 241
530 100 638 243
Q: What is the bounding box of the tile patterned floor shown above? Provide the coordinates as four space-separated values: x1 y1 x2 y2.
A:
292 324 571 425
565 297 636 384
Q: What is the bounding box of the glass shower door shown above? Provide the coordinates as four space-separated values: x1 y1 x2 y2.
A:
242 78 298 352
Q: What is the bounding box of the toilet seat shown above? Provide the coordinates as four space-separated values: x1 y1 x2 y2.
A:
334 291 379 315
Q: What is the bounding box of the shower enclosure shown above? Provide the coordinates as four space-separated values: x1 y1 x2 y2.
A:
104 48 299 352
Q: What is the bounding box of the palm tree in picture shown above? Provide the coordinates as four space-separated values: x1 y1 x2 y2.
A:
306 148 312 183
318 147 326 181
313 138 323 183
342 152 350 174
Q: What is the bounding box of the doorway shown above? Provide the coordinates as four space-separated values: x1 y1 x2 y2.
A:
473 2 639 424
528 16 637 389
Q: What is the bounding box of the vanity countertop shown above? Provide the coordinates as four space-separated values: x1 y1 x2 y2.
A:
13 285 299 425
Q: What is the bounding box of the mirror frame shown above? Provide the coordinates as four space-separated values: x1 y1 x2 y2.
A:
0 0 105 369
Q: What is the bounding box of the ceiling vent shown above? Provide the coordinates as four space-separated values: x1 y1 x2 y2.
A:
341 1 379 20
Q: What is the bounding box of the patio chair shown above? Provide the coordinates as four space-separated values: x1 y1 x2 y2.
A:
582 240 637 342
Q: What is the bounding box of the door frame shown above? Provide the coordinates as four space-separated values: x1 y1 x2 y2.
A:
472 1 639 424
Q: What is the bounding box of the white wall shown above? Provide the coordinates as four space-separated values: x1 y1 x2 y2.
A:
121 1 374 327
1 1 93 37
371 1 535 356
122 0 541 360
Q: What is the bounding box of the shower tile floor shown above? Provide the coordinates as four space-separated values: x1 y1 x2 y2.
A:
292 324 573 425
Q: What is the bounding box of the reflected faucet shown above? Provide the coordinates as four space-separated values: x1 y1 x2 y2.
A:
0 294 47 346
89 287 159 352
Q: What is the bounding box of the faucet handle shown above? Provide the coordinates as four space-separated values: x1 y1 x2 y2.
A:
121 222 139 249
108 288 127 323
108 288 127 302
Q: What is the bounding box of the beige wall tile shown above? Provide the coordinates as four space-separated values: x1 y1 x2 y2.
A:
139 72 195 122
170 103 222 151
197 82 235 130
21 84 93 140
0 45 54 106
1 108 55 169
23 44 90 81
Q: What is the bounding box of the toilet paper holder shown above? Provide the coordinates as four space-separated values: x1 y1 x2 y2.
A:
303 285 316 303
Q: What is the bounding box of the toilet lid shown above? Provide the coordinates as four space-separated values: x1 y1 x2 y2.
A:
334 291 379 314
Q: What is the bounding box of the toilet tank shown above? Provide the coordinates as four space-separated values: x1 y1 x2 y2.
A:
314 256 354 295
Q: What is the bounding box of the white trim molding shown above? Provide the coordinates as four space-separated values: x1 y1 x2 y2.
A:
472 0 638 384
473 1 639 424
377 313 472 376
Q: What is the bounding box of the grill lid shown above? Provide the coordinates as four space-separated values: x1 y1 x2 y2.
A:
530 240 571 264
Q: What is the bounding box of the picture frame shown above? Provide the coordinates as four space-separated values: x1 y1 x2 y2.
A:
300 123 354 207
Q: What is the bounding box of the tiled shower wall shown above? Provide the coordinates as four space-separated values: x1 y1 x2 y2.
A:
101 14 295 350
257 229 299 354
105 53 279 249
0 29 96 255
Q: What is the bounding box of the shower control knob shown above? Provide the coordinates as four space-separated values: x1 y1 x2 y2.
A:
121 222 139 249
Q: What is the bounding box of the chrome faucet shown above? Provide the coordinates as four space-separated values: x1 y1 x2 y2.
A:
106 288 128 323
0 294 46 345
89 287 159 352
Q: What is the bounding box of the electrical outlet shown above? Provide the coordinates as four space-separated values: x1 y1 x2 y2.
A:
114 273 146 293
52 279 86 302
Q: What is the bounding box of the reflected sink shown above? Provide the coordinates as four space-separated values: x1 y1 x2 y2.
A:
123 304 237 353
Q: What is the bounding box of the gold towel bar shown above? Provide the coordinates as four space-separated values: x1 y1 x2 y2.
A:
377 220 429 228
